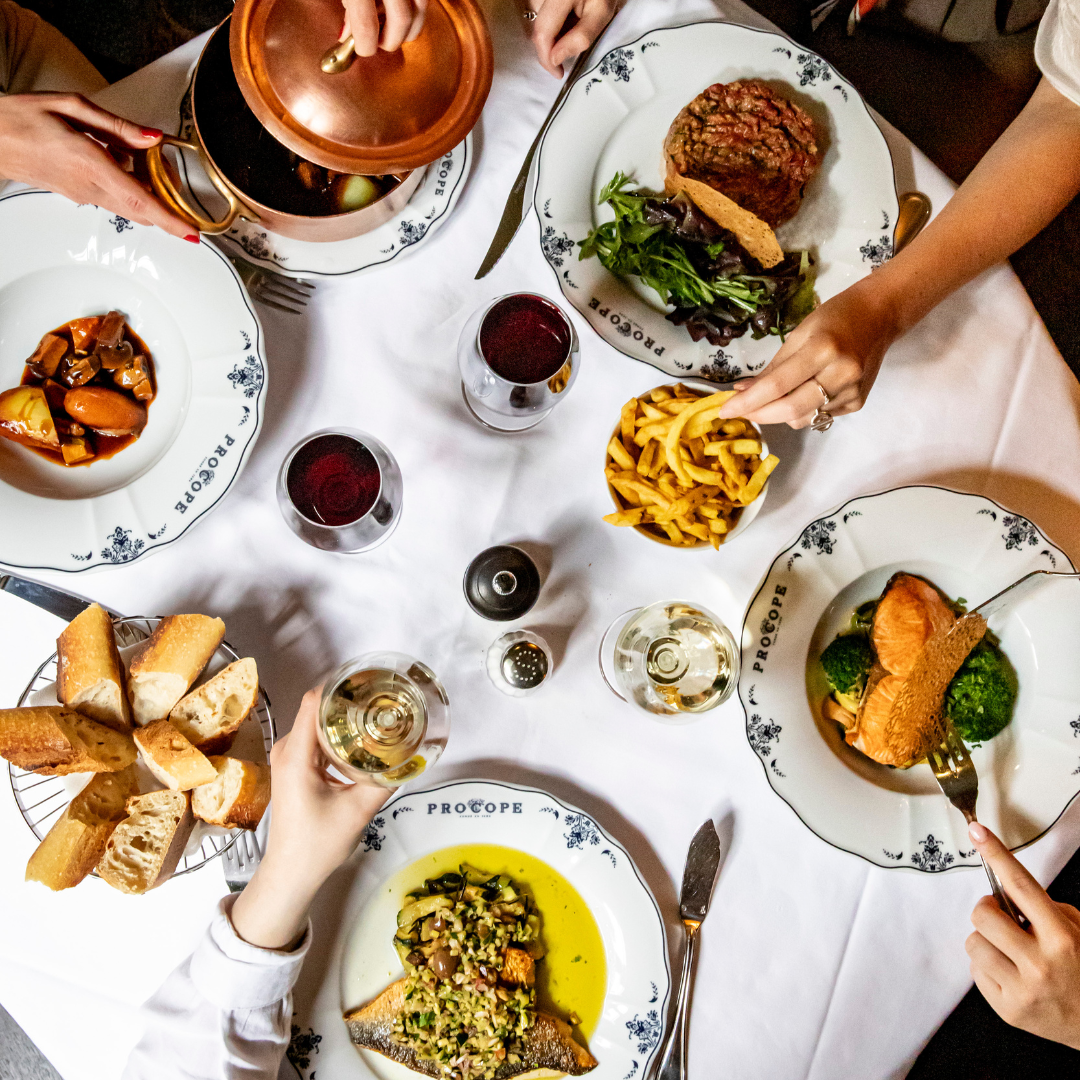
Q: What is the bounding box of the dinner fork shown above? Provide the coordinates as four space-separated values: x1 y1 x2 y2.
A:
222 829 263 893
928 722 1024 924
229 256 315 315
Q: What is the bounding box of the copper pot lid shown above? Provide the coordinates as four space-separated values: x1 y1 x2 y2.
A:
230 0 493 175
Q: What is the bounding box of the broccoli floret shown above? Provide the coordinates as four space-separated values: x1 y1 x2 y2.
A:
945 640 1018 744
820 633 873 697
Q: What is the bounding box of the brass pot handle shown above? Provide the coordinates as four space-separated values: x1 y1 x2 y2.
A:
146 134 246 235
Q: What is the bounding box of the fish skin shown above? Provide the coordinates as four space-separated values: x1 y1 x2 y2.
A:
343 978 598 1078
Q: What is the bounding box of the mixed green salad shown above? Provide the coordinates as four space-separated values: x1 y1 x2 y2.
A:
393 865 545 1080
579 173 816 347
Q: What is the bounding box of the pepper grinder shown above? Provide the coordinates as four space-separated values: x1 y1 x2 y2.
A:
463 545 541 621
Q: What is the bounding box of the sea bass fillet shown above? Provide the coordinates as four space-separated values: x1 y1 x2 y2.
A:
344 979 598 1079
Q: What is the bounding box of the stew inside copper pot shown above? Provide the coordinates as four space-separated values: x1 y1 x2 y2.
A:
194 23 401 218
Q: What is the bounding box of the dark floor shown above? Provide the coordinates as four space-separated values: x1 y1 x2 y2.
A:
7 2 1080 1078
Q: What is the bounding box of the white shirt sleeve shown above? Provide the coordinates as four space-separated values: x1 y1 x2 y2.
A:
1036 0 1080 106
122 894 311 1080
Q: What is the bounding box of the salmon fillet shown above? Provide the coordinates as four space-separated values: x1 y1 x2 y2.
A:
344 979 598 1079
871 574 956 678
847 672 907 765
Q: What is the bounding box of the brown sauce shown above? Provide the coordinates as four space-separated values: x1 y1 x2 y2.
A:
10 314 155 467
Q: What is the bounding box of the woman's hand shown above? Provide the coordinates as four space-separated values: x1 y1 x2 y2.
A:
531 0 618 77
342 0 427 56
966 822 1080 1051
231 687 388 950
0 93 196 241
717 275 902 429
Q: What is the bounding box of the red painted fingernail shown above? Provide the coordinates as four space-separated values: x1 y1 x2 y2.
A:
140 127 162 138
184 234 200 244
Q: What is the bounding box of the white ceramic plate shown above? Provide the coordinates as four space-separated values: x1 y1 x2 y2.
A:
534 22 898 382
8 614 275 877
739 485 1080 872
293 780 670 1080
174 80 472 279
0 189 266 573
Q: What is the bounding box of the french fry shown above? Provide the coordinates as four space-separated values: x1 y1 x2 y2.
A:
610 473 670 508
659 520 684 544
636 438 657 477
603 508 646 527
663 391 735 480
739 453 779 504
607 436 636 472
730 439 762 455
652 485 719 524
605 384 776 548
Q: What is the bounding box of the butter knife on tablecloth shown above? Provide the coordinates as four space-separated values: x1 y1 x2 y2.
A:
653 819 724 1080
0 574 115 621
475 38 604 279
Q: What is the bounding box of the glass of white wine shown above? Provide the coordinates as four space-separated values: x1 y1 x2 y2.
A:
599 600 739 720
318 652 450 787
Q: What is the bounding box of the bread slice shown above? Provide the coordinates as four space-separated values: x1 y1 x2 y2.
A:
169 657 258 754
97 789 194 893
25 765 139 890
192 756 270 830
134 720 217 790
0 706 137 774
55 603 131 732
127 615 225 726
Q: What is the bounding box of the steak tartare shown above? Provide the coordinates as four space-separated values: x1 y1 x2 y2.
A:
664 79 822 228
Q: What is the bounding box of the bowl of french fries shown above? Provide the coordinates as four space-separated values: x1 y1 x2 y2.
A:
603 383 779 549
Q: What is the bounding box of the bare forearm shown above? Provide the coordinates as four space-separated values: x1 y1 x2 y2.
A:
872 78 1080 333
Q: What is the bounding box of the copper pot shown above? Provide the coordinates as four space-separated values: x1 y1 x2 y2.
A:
148 0 491 241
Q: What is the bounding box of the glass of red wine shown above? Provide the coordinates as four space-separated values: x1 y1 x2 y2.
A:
458 293 580 432
276 428 402 553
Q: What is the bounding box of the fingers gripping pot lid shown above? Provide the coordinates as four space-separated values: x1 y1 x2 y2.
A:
230 0 493 175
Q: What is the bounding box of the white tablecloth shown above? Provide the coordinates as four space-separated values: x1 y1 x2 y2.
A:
3 1 1080 1078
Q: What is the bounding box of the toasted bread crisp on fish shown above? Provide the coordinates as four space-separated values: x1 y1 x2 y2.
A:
345 863 597 1079
664 161 784 269
345 979 598 1079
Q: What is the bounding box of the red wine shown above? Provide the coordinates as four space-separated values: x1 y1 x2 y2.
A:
286 434 380 526
479 295 571 384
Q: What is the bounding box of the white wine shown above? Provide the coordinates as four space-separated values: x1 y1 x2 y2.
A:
322 668 427 773
318 652 451 787
611 601 738 716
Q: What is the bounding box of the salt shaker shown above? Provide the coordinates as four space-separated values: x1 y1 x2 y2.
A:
486 630 553 697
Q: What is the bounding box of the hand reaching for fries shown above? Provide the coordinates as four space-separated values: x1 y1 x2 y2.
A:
603 384 779 549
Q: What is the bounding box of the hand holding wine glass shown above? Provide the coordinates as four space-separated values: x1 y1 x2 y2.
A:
230 687 389 950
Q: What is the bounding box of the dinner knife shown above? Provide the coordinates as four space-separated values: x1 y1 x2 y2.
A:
474 38 604 279
0 573 114 621
653 820 723 1080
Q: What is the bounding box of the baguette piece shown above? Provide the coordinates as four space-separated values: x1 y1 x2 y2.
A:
170 658 258 754
134 720 217 790
56 603 131 732
25 765 139 890
97 790 194 893
127 615 225 726
192 756 270 830
0 706 136 774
